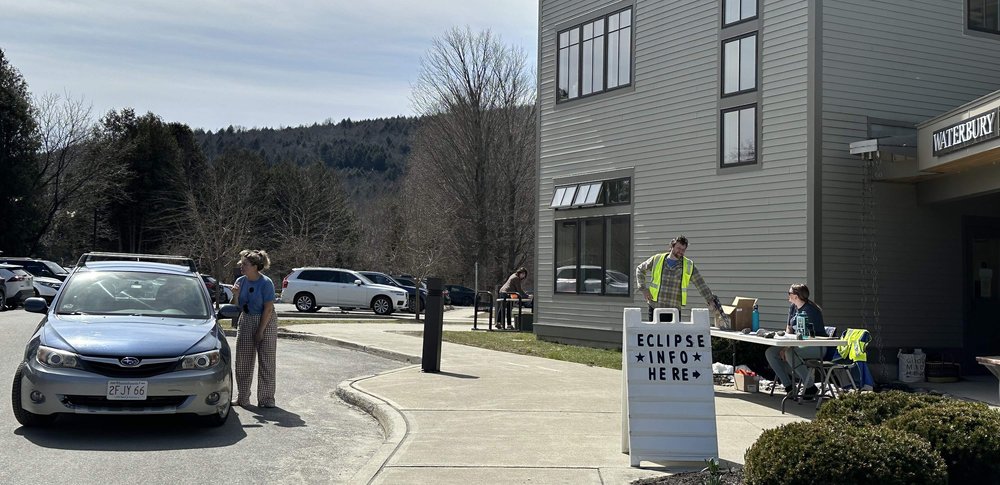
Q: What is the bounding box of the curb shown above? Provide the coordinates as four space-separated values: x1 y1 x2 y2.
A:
225 326 417 484
336 371 412 485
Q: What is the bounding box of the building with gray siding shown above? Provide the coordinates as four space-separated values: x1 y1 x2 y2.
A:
535 0 1000 377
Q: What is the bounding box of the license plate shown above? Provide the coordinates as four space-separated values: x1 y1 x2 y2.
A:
106 380 148 400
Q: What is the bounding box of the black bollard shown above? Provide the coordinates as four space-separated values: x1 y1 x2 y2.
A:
421 277 444 373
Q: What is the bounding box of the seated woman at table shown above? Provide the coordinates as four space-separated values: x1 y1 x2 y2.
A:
765 283 829 396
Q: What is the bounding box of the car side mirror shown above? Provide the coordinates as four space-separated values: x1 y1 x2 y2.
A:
217 304 240 319
354 279 363 286
23 297 48 314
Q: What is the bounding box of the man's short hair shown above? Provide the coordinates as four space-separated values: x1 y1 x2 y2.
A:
515 267 528 276
670 235 689 248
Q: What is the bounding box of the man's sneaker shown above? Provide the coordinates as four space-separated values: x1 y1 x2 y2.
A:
801 385 819 400
783 385 794 395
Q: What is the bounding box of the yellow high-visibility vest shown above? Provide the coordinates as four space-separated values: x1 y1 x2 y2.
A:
837 329 870 362
648 254 694 305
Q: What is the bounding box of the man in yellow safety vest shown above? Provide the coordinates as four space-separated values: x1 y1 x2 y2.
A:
635 235 725 322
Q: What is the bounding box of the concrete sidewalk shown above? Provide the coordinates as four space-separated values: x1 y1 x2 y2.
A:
281 307 817 484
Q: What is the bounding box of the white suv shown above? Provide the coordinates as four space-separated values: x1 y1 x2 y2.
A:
281 268 408 315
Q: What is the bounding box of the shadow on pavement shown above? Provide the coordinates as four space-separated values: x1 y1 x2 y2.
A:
241 405 306 428
433 371 479 379
714 389 820 420
13 413 247 451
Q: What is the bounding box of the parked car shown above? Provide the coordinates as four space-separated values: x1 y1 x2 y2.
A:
11 252 238 427
555 265 630 295
358 271 424 311
0 264 35 310
201 275 234 304
281 267 408 315
32 275 63 303
444 284 476 306
0 257 70 281
389 275 452 307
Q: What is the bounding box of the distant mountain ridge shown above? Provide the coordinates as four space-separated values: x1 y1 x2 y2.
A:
194 116 420 201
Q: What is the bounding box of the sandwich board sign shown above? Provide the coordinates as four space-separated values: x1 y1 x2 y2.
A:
621 307 718 467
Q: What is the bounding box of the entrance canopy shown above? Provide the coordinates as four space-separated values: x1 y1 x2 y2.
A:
850 89 1000 204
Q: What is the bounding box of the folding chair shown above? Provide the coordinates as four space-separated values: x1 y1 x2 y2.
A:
803 328 871 408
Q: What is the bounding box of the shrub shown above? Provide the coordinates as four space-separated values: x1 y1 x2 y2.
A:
885 401 1000 484
744 421 946 485
814 390 947 426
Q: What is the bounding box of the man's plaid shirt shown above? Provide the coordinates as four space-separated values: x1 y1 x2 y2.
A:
635 254 715 310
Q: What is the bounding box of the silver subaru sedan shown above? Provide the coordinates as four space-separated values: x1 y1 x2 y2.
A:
12 254 239 427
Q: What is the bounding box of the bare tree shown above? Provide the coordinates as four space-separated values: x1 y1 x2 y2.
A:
409 27 536 290
30 93 130 254
265 160 357 275
168 150 268 303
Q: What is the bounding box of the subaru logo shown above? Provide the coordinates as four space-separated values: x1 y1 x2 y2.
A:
119 357 141 367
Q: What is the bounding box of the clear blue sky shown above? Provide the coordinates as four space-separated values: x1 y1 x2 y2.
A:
0 0 538 131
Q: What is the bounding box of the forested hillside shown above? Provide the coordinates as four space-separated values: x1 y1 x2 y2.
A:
193 116 420 202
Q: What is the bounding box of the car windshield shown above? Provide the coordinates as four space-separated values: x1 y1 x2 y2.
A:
55 271 210 319
44 261 68 275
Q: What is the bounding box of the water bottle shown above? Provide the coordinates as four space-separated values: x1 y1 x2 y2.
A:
751 304 760 332
795 310 806 340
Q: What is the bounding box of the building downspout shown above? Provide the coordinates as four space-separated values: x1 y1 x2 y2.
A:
807 0 823 299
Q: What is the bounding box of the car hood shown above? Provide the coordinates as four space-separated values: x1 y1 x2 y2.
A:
42 315 218 357
369 283 407 295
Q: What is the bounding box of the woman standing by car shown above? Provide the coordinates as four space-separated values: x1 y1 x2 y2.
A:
231 249 278 408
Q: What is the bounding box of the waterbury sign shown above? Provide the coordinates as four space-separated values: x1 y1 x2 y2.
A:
932 108 999 156
621 307 718 467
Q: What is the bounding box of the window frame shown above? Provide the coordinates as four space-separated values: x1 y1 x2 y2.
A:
719 103 758 168
968 0 1000 35
550 177 632 210
556 6 634 103
721 31 758 97
553 215 631 297
722 0 759 27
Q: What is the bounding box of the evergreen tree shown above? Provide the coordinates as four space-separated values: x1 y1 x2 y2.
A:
0 48 42 254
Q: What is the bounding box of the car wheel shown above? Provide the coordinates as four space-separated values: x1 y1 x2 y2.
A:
0 289 6 312
294 292 316 312
371 296 393 315
199 399 231 427
11 362 56 427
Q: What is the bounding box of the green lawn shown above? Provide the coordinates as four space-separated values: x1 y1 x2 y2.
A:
398 330 624 370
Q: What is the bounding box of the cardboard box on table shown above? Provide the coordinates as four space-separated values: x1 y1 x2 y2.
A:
719 297 757 331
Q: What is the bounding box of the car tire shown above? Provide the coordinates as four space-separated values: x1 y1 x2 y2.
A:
11 362 56 427
371 295 393 316
199 399 231 427
0 289 6 312
294 292 316 312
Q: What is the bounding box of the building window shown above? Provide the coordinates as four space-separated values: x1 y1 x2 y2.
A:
722 33 757 95
558 7 632 102
721 105 757 166
550 177 631 209
554 215 631 296
723 0 758 26
969 0 1000 34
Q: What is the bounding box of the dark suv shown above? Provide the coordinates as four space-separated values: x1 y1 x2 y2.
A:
0 257 69 281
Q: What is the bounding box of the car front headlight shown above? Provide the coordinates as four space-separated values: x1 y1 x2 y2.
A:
39 281 61 289
181 350 221 369
36 345 81 368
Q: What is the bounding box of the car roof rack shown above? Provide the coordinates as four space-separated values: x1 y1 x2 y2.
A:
76 252 198 273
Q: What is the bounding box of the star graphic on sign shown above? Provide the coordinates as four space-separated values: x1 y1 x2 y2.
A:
693 352 702 361
692 370 701 379
635 353 645 362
